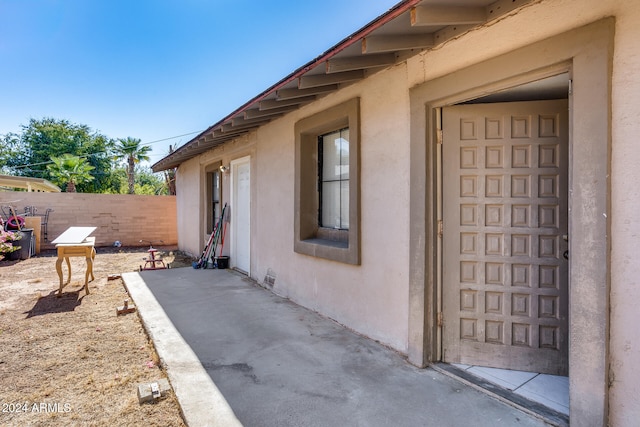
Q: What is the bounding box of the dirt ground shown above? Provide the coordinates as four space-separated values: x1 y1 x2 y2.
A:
0 246 194 426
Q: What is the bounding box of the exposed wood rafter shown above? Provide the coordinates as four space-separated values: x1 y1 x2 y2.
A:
232 115 282 127
299 70 365 89
276 84 339 100
362 34 435 54
221 122 265 133
259 95 316 111
213 128 248 138
245 106 299 119
411 5 486 26
326 53 396 74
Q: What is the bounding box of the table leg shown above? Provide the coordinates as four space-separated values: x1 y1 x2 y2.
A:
84 250 94 295
65 257 71 284
90 248 96 281
56 256 63 297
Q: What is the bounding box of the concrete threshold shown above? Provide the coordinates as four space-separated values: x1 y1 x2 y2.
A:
432 364 569 427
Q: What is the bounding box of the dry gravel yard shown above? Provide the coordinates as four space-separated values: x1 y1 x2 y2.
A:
0 246 193 426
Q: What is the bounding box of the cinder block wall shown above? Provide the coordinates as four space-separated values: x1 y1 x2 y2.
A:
0 192 177 250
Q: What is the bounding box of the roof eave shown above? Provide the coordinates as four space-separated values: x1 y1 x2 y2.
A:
151 0 421 173
152 0 532 172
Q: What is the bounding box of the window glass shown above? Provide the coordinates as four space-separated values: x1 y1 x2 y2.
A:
321 181 340 228
320 128 349 229
340 180 349 229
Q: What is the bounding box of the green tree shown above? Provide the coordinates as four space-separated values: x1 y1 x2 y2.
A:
113 137 152 194
0 132 22 174
46 154 95 193
105 166 167 195
134 166 168 195
102 167 128 194
2 118 113 193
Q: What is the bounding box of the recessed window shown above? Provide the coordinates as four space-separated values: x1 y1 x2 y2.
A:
294 98 360 265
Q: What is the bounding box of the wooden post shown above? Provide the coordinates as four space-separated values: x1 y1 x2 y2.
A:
24 217 41 254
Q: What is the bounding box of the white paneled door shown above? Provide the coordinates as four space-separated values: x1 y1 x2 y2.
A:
231 156 251 274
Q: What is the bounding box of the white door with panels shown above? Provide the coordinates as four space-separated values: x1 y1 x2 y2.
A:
231 156 251 274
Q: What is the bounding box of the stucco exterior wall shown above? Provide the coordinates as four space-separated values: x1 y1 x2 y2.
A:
607 3 640 426
256 65 412 351
175 155 206 256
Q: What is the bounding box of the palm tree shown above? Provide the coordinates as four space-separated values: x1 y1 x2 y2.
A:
113 137 151 194
46 154 95 192
163 144 177 196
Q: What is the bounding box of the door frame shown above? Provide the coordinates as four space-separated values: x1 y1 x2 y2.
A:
407 19 612 424
230 155 251 274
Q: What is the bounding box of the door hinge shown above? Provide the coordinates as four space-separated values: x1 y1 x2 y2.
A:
437 129 443 145
437 220 443 238
437 312 443 327
569 79 573 95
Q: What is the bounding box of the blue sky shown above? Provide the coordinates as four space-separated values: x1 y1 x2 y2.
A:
0 0 399 166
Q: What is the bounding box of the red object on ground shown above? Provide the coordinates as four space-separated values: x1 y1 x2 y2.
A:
6 216 25 230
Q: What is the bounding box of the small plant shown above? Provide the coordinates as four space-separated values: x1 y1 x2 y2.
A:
0 229 22 261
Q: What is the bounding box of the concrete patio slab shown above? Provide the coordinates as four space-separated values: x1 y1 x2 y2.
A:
123 272 241 427
124 268 550 427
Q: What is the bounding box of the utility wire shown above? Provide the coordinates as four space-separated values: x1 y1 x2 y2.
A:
140 131 202 147
9 130 202 170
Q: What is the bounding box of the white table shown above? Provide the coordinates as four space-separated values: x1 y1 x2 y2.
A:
52 227 97 297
